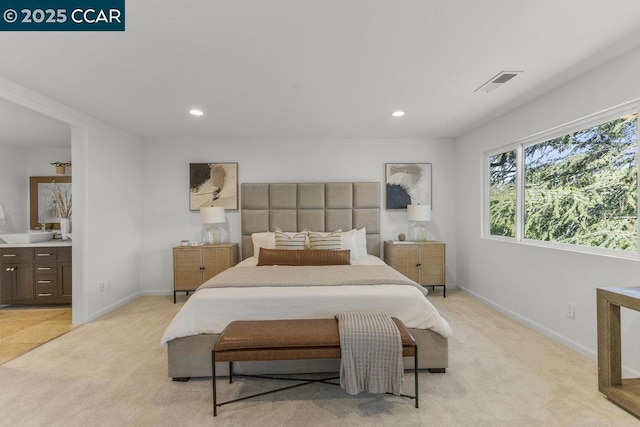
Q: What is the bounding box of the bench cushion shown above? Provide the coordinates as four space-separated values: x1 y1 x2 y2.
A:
214 317 415 362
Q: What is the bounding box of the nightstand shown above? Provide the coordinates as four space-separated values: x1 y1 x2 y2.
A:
172 243 238 303
384 240 446 297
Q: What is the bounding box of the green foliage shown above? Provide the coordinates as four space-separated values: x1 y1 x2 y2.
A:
489 150 517 237
490 184 516 237
489 114 638 251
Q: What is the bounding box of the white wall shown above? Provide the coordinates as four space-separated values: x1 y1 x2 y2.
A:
84 124 142 320
0 76 143 323
26 147 71 176
0 144 71 233
0 143 27 233
139 138 457 293
455 47 640 372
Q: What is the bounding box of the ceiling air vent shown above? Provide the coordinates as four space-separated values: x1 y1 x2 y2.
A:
475 70 523 93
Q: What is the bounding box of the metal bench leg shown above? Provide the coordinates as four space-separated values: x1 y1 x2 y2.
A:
229 361 233 383
212 350 217 417
414 344 419 408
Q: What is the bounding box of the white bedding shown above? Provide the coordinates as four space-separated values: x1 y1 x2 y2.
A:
160 255 452 345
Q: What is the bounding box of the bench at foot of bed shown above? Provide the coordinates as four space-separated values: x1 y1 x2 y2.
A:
211 317 418 417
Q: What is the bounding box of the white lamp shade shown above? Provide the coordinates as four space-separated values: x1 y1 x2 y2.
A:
407 204 431 221
200 206 226 224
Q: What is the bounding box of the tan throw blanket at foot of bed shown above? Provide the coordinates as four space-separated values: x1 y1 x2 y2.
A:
336 312 404 395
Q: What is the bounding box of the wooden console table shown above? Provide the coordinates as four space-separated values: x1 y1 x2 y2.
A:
597 287 640 417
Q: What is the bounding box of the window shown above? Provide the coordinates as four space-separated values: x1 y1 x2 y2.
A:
489 150 517 237
485 106 639 255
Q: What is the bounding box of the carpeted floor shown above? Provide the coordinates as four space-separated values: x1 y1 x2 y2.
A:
0 291 637 426
0 306 75 364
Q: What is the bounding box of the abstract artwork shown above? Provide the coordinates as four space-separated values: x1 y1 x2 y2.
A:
189 163 238 210
385 163 432 209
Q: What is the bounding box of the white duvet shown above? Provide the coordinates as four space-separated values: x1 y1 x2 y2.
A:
160 255 452 345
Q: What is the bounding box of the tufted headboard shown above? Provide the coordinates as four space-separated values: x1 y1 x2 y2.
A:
240 182 381 260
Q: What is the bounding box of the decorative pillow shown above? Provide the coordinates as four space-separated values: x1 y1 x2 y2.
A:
251 232 276 257
274 228 306 250
257 248 351 266
355 227 367 257
308 229 342 250
341 229 359 259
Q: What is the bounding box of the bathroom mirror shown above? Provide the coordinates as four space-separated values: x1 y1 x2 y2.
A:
29 176 72 230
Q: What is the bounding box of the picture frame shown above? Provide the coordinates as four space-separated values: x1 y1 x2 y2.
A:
189 163 238 210
29 176 72 230
385 163 432 209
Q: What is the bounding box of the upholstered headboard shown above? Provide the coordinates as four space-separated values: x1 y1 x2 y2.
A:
240 182 381 260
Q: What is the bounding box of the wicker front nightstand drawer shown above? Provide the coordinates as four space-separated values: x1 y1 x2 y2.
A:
384 240 446 297
172 243 238 303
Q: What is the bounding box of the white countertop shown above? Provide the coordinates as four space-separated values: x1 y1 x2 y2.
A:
0 240 72 248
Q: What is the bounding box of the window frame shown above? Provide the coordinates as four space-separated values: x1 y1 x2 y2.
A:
482 101 640 260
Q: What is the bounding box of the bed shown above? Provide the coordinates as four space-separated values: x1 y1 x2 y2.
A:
162 182 452 378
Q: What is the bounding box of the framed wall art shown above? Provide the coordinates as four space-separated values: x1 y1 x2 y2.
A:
385 163 432 209
189 163 238 210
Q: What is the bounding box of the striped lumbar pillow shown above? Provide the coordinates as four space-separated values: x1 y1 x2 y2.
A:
308 229 342 250
274 228 306 250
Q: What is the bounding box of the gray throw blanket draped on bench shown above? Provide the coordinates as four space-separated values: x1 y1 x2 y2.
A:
336 312 404 395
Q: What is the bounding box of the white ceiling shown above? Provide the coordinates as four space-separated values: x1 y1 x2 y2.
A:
0 97 70 147
2 0 640 144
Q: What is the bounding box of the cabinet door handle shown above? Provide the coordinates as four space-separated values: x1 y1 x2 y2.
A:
37 267 52 271
416 263 422 267
5 267 11 271
37 280 52 284
2 254 17 257
36 253 52 257
38 293 53 297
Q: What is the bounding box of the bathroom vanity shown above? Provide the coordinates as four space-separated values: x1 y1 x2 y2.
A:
0 241 72 305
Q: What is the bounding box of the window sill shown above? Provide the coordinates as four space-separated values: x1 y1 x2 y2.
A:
482 234 640 261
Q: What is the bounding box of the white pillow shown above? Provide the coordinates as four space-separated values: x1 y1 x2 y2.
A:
251 232 275 257
341 229 359 260
355 227 367 257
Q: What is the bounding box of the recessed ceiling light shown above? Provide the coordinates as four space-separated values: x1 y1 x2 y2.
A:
391 111 405 117
189 109 204 116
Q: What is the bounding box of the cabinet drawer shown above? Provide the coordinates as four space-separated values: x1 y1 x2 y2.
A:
34 248 56 260
36 284 57 301
0 248 34 263
35 276 56 286
57 247 71 262
35 262 57 275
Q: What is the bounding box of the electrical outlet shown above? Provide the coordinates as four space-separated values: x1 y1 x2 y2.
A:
99 282 106 293
566 302 575 319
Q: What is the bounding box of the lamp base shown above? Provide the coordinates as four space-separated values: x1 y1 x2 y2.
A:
410 223 427 241
203 224 221 244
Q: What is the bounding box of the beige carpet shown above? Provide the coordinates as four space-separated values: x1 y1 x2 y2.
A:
0 291 636 426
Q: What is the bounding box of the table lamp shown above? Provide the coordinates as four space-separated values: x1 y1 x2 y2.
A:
200 206 225 244
407 204 431 241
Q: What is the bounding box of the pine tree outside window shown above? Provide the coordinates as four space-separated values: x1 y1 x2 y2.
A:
484 103 639 257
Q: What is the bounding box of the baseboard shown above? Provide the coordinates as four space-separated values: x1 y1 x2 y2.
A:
458 286 640 378
140 290 172 296
88 291 141 322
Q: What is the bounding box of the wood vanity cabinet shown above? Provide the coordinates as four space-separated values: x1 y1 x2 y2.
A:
0 246 72 305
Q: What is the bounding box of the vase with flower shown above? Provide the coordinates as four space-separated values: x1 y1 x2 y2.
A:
52 183 72 240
